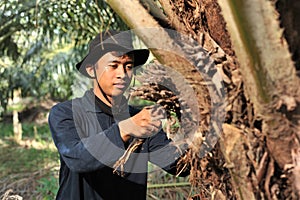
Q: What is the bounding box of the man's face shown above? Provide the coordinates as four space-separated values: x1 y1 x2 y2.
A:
94 51 134 98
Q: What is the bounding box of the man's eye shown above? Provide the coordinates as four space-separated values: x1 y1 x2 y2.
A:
109 65 118 69
126 64 133 69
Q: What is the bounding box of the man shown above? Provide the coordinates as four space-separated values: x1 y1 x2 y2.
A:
49 30 189 200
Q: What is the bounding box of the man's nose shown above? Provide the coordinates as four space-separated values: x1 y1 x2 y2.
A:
116 65 126 78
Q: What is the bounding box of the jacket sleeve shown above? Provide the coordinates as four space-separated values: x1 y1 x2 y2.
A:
48 102 125 173
148 131 190 177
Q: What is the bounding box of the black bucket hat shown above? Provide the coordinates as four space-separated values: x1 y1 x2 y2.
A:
76 30 149 78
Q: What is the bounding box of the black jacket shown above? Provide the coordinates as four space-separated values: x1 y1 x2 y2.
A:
49 89 188 200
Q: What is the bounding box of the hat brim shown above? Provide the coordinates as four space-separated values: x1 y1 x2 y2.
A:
76 43 149 78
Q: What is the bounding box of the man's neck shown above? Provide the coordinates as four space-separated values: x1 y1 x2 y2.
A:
93 88 111 106
93 88 123 108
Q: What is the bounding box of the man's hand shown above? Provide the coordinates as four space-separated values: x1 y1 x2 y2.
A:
118 105 166 142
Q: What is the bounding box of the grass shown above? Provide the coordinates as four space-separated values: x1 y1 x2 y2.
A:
0 122 59 199
0 122 191 200
147 164 191 200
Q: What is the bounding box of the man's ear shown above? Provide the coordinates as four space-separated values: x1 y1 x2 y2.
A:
86 65 96 78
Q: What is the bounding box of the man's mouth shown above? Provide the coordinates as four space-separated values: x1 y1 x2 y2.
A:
113 83 126 89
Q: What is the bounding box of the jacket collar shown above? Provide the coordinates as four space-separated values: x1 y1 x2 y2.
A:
82 89 130 120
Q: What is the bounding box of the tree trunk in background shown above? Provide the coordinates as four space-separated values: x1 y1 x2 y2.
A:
106 0 300 199
12 89 22 142
276 0 300 71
